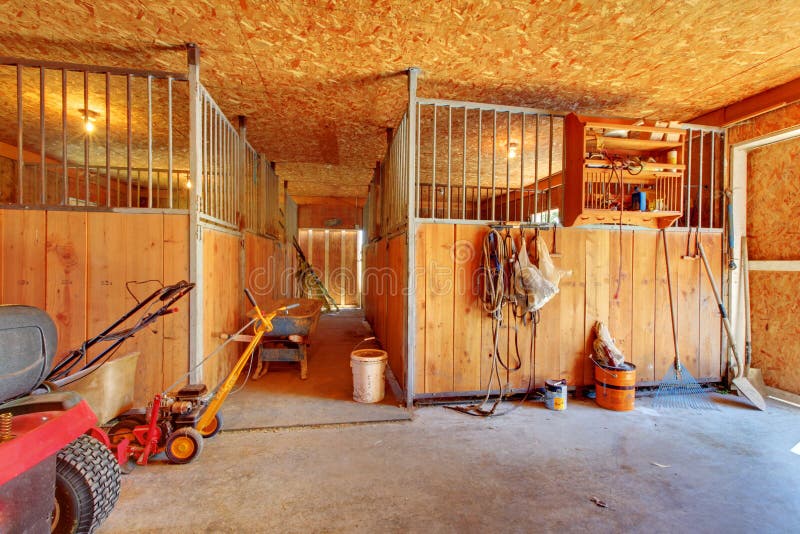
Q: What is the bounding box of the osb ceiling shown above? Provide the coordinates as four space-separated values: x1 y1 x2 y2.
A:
1 0 799 202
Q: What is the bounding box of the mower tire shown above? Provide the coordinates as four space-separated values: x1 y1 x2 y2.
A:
198 412 223 438
53 434 121 534
165 427 204 464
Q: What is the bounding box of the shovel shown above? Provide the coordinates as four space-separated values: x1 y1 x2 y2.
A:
697 241 766 411
741 237 768 399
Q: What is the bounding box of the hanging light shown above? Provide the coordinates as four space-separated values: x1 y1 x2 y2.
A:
186 178 193 190
78 108 99 133
508 142 519 159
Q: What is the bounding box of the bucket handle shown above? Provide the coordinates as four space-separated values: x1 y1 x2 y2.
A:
591 357 619 378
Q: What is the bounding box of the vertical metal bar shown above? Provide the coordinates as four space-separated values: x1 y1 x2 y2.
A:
431 105 437 219
126 74 132 207
17 65 24 204
506 111 511 221
686 129 693 227
168 78 174 208
416 103 421 219
406 66 420 408
709 131 716 228
477 110 482 221
520 114 526 222
462 107 467 220
146 75 153 208
36 67 45 204
548 114 553 221
698 131 704 230
61 69 67 205
534 114 539 220
447 106 452 219
84 70 89 205
491 110 496 221
105 73 111 207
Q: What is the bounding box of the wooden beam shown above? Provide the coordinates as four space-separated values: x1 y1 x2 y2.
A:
690 76 800 127
748 260 800 272
292 195 367 207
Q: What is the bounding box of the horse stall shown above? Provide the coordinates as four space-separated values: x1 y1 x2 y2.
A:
0 55 293 405
362 72 728 404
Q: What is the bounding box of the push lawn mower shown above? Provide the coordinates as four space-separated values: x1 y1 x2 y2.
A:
107 289 297 469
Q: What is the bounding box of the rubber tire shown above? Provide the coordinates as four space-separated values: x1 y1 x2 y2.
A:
53 434 121 534
198 412 223 439
165 427 204 464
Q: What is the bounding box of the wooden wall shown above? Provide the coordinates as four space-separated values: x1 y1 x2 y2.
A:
412 223 723 395
362 234 407 388
0 209 190 404
201 228 242 389
298 228 360 307
745 135 800 394
297 200 363 229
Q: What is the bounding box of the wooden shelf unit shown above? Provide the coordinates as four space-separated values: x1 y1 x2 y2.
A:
564 114 686 229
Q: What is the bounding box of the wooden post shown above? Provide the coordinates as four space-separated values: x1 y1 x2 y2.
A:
187 43 204 383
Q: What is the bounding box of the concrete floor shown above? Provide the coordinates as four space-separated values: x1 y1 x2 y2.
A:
221 310 408 430
101 392 800 533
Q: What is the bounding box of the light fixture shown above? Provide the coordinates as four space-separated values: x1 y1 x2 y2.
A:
185 178 192 190
508 142 519 159
78 108 99 133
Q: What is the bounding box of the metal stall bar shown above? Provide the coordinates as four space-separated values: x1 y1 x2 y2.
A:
462 107 467 220
520 113 526 221
406 67 420 407
126 74 132 207
709 131 716 228
548 114 553 221
84 70 89 205
431 105 437 219
39 67 45 204
686 127 693 227
105 73 111 207
698 131 704 230
168 77 173 208
477 110 482 221
491 110 496 221
62 69 68 205
447 106 452 219
506 111 511 221
147 75 153 208
17 65 23 204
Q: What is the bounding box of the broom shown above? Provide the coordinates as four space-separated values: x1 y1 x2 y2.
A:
653 229 717 410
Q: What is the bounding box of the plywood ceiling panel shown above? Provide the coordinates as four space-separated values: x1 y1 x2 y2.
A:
1 0 799 201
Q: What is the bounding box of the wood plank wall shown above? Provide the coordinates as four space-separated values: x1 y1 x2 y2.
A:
362 234 407 388
413 223 723 395
298 228 360 307
0 209 190 404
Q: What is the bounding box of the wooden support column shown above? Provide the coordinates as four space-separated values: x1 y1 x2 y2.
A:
187 43 204 383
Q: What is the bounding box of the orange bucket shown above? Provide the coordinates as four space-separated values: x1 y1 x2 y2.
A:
593 360 636 411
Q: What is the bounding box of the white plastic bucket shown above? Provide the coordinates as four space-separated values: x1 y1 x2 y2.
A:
350 349 388 403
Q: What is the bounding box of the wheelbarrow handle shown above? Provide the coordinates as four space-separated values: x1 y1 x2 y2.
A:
244 288 257 307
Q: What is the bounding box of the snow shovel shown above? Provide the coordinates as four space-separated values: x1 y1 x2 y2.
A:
697 241 766 411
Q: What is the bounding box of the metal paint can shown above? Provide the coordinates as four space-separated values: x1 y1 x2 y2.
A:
545 379 568 411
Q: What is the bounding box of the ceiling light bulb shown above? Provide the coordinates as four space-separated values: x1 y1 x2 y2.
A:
84 120 95 133
508 142 519 159
186 179 192 190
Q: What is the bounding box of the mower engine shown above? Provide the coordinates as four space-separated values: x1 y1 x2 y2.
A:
159 384 209 428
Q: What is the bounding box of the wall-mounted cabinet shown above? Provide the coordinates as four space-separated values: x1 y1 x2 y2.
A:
563 114 685 229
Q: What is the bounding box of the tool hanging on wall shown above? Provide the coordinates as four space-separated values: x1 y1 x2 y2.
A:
725 190 737 270
292 237 339 313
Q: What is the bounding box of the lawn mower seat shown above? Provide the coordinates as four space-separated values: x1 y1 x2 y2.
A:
0 305 58 403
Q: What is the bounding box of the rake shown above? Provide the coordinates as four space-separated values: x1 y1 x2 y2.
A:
653 230 717 410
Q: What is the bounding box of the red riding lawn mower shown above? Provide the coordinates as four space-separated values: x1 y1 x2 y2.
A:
0 305 121 533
